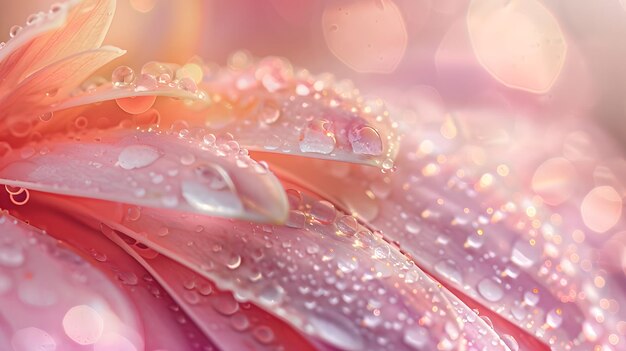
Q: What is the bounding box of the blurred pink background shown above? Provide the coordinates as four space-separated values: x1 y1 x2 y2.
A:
2 0 626 143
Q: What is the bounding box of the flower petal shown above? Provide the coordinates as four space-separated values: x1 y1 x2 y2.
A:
2 193 218 351
267 114 626 349
0 46 125 130
0 0 116 88
51 185 510 350
102 226 320 351
153 55 400 168
0 128 288 223
0 212 144 351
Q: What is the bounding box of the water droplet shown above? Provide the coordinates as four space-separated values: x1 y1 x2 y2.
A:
226 254 242 269
546 308 563 328
299 120 336 154
135 73 158 91
349 125 383 155
259 284 285 306
477 277 504 302
38 111 53 122
211 294 239 315
310 200 336 224
178 77 197 93
116 95 157 114
230 314 250 331
112 66 135 88
336 215 358 236
142 61 173 83
337 257 358 273
253 326 275 344
9 25 22 38
116 271 138 285
117 145 160 170
286 210 306 229
258 100 281 125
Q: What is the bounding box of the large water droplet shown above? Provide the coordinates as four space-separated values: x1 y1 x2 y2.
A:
310 200 336 224
258 100 281 125
182 164 243 215
477 277 504 302
117 145 160 170
349 125 383 155
112 66 135 88
299 120 336 154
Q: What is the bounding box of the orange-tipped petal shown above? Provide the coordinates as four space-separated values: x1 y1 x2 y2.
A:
0 0 116 88
0 128 288 223
0 46 125 126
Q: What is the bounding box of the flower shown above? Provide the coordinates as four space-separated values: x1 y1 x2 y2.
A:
0 1 624 351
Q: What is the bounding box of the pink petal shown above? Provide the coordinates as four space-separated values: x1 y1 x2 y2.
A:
104 227 321 351
0 0 116 88
265 114 626 349
2 192 218 351
153 55 400 167
46 186 510 351
0 128 288 223
0 212 144 351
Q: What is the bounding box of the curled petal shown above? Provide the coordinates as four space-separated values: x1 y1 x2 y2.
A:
0 128 288 223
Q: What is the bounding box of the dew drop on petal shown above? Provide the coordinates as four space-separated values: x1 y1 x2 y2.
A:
9 25 22 38
62 305 104 345
38 111 53 122
117 145 160 170
134 73 158 92
310 200 336 224
336 215 358 236
501 334 519 351
112 66 136 88
349 125 383 155
253 326 275 344
477 277 504 302
258 100 281 125
299 120 336 154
